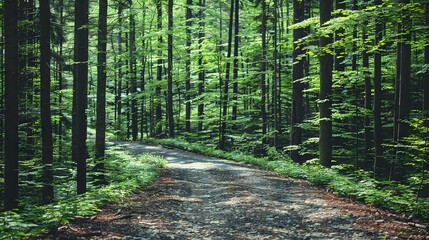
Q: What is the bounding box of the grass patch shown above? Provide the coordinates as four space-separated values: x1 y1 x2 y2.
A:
146 137 429 221
0 145 166 240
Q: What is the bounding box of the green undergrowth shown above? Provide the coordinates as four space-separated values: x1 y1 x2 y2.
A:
146 137 429 221
0 145 166 240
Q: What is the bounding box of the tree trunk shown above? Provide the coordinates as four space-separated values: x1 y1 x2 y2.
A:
58 0 64 162
197 0 206 132
425 3 429 118
4 0 19 211
129 8 138 141
117 5 123 138
261 0 268 143
373 0 385 178
156 0 163 135
272 0 279 147
140 1 147 140
319 0 333 168
167 0 175 137
95 0 108 184
290 0 306 163
219 0 234 150
40 0 54 204
185 0 192 132
232 0 239 122
73 0 89 194
362 0 372 162
0 13 4 161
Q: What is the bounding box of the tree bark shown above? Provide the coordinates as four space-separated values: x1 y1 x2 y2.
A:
185 0 193 132
397 0 411 139
156 0 163 135
425 3 429 118
232 0 239 122
40 0 54 204
219 0 234 150
73 0 89 194
4 0 19 210
261 0 268 143
362 0 372 162
95 0 108 184
116 5 123 139
272 0 279 147
319 0 333 168
129 6 138 141
197 0 206 132
167 0 175 137
373 0 385 178
290 0 306 163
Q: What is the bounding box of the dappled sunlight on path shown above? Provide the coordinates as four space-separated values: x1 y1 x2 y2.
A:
40 141 428 239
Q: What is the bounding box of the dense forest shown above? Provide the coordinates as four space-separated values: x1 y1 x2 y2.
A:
1 0 429 234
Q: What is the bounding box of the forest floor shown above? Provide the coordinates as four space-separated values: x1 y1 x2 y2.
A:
39 141 428 239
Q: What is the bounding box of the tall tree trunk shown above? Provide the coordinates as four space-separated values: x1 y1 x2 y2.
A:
4 0 19 211
219 0 234 150
24 0 36 161
421 1 429 198
425 3 429 119
95 0 108 184
352 0 359 167
362 0 372 163
0 14 4 161
18 0 29 160
116 5 123 139
40 0 54 204
319 0 333 168
156 0 163 135
73 0 89 194
124 31 130 140
391 0 412 180
232 0 239 122
167 0 175 137
197 0 206 132
261 0 268 143
272 0 279 147
140 1 147 140
290 0 306 163
373 0 385 178
57 0 64 162
185 0 192 132
129 6 138 141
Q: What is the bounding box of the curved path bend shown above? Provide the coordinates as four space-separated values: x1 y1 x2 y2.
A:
46 141 427 239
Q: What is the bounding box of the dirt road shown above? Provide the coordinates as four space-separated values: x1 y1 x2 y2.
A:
45 141 428 239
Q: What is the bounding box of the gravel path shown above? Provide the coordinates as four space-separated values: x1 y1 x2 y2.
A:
45 141 428 239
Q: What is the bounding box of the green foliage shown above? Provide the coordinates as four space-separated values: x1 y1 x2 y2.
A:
0 147 166 240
